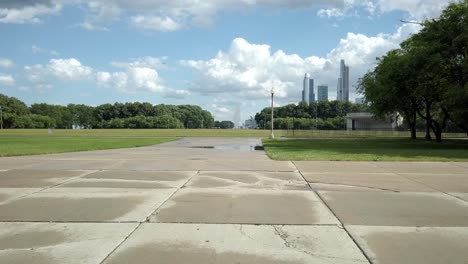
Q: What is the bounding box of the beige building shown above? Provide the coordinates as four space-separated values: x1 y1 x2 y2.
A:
346 112 403 131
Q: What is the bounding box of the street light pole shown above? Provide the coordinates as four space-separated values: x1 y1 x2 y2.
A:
269 88 275 139
0 106 3 130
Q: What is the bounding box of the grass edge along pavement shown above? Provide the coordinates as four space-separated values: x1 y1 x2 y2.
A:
262 138 468 161
0 137 176 157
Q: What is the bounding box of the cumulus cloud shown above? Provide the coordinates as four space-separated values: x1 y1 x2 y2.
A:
24 58 93 82
23 57 189 98
0 74 14 86
0 2 61 24
0 58 14 68
181 23 421 104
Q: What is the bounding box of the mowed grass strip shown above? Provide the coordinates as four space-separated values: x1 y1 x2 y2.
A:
0 137 176 157
263 138 468 161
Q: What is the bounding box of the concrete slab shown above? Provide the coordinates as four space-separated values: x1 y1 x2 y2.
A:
24 160 120 170
0 189 176 222
401 173 468 193
293 161 388 173
303 173 436 192
347 226 468 264
151 189 339 225
0 169 90 188
320 191 468 226
59 170 195 189
0 188 41 204
186 171 308 190
375 162 468 174
0 158 43 170
114 159 296 171
451 192 468 202
308 183 389 192
0 222 137 264
103 223 369 264
84 170 195 182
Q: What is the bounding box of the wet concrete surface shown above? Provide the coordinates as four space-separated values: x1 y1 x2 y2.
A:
320 191 468 226
348 226 468 264
0 169 88 187
0 137 467 263
0 222 137 264
303 172 437 192
103 223 368 264
152 189 338 225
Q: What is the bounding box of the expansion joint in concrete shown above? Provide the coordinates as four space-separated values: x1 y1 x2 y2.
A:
291 161 374 264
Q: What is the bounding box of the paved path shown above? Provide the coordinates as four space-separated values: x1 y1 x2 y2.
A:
0 137 467 264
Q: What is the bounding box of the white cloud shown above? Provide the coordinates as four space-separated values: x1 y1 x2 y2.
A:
0 58 14 68
0 0 452 29
23 57 189 98
111 56 167 69
76 22 109 31
24 58 93 82
130 15 182 32
0 74 14 86
0 3 61 24
317 8 344 18
181 23 421 104
377 0 450 19
32 45 60 56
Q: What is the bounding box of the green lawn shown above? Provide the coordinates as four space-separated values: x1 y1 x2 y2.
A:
263 138 468 161
0 137 176 157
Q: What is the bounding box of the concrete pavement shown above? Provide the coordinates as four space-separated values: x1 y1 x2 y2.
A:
0 137 467 263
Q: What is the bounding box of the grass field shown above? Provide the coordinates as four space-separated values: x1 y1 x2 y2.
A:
263 138 468 161
0 137 176 157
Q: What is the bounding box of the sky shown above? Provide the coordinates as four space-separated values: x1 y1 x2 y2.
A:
0 0 454 124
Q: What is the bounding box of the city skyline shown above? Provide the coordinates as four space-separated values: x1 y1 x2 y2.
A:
337 59 350 102
0 0 452 122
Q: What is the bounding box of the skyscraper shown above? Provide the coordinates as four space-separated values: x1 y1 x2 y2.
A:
303 73 310 104
337 60 349 102
317 85 328 102
309 78 315 103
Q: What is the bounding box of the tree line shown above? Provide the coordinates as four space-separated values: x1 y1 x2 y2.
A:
358 1 467 142
0 93 216 129
255 100 369 130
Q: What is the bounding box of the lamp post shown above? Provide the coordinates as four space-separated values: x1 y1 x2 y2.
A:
269 88 275 139
0 106 3 130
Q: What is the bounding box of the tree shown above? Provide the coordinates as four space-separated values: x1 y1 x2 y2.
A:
358 50 420 139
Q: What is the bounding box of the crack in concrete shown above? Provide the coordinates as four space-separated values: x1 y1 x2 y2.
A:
396 173 468 205
291 161 373 264
308 181 400 193
273 225 290 248
272 225 368 262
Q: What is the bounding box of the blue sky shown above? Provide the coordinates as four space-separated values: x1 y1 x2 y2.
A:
0 0 452 124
